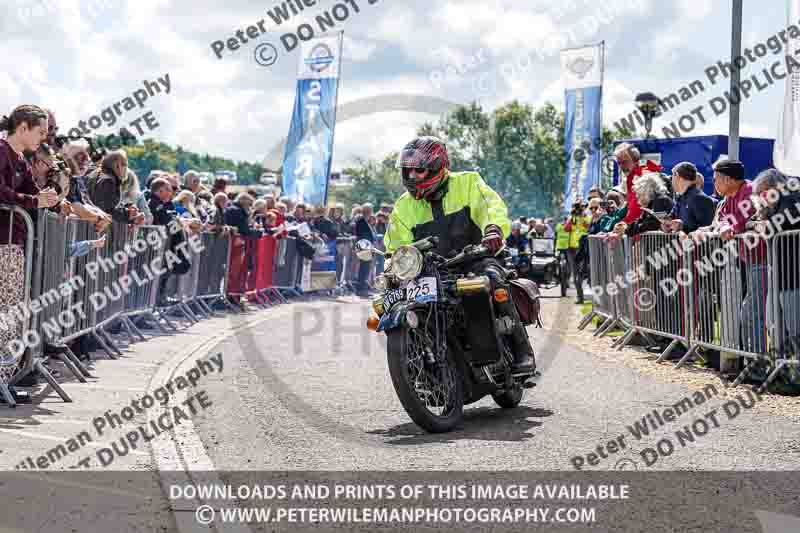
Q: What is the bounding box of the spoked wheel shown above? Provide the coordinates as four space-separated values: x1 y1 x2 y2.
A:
387 326 463 433
492 383 523 408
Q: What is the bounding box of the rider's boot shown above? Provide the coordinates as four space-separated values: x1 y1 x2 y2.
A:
510 327 536 374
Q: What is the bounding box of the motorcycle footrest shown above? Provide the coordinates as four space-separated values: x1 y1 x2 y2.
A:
522 381 537 389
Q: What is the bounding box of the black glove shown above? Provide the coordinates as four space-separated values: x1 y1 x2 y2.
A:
481 224 504 255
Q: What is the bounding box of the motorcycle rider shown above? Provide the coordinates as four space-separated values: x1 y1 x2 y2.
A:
384 136 535 373
506 221 529 252
529 220 548 239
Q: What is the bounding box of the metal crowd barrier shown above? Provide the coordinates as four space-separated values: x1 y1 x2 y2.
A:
764 229 800 387
161 228 205 324
1 205 319 409
0 204 39 406
612 237 637 336
626 232 692 363
271 236 302 298
28 212 90 391
611 236 657 350
89 220 135 353
195 231 231 306
121 225 170 335
61 218 94 342
577 235 618 335
304 236 336 295
584 228 800 391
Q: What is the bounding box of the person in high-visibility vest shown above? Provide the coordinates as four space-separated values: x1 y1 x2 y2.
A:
562 201 592 304
555 220 571 292
555 222 570 251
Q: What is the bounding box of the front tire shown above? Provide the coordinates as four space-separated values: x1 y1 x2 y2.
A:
387 327 464 433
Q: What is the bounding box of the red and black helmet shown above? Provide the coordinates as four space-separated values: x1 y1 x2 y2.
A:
397 136 451 200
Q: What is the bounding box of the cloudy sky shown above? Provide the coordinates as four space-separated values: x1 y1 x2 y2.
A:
0 0 789 170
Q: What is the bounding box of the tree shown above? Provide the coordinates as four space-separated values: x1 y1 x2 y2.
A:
339 152 405 209
417 101 636 218
334 100 635 219
111 137 263 185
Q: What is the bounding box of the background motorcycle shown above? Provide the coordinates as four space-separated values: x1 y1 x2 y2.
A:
528 238 569 297
505 245 531 279
359 237 540 433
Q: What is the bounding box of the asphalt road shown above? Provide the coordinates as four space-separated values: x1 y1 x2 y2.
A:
190 295 800 472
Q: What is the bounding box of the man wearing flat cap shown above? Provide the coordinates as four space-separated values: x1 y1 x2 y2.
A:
709 159 753 240
697 158 766 361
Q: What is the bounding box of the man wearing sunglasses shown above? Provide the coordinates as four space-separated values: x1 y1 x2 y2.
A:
384 136 534 374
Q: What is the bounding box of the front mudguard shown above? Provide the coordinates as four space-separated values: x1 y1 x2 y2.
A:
377 301 413 333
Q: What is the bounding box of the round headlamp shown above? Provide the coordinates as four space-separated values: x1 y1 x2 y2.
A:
374 274 389 291
391 245 423 281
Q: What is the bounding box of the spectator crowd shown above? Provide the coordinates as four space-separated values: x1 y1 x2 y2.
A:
0 103 393 402
555 141 800 379
4 103 795 396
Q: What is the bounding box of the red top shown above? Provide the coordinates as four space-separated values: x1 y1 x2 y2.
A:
622 160 663 224
717 180 754 234
0 139 39 245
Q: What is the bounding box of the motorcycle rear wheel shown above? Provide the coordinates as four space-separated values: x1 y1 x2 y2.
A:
492 384 524 408
387 326 464 433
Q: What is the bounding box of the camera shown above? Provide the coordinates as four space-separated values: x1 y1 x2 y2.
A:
570 201 585 216
46 156 70 178
45 155 72 197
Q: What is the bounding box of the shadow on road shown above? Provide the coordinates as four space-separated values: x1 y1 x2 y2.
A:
367 406 554 445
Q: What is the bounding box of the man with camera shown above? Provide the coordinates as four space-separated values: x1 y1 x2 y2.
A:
30 144 71 211
562 200 591 304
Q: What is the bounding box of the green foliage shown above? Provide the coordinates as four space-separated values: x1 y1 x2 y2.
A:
345 101 633 219
102 135 263 184
338 152 405 209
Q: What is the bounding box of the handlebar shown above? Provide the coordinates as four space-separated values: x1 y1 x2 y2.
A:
440 244 490 268
411 235 438 252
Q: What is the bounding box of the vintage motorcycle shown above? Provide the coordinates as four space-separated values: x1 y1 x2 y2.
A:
505 245 532 279
358 236 541 433
528 238 570 297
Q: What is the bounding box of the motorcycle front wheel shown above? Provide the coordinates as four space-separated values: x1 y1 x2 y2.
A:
387 326 464 433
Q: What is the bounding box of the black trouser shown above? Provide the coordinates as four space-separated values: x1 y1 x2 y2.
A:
472 257 535 362
565 248 584 300
157 271 172 303
357 259 371 293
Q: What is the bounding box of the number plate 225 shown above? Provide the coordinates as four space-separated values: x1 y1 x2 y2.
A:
405 277 438 303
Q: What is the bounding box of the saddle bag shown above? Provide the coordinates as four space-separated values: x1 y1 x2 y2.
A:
508 278 542 326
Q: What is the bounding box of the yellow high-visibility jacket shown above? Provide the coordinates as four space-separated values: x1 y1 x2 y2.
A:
566 215 591 249
384 171 511 257
555 223 570 250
